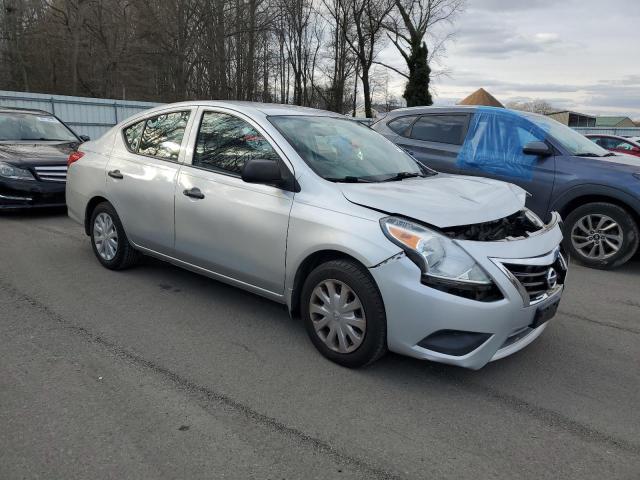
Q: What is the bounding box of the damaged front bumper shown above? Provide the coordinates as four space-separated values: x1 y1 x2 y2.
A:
370 212 566 370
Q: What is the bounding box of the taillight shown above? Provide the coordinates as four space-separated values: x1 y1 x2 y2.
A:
68 151 84 167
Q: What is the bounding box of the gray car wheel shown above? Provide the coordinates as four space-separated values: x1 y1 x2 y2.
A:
90 201 140 270
301 259 387 368
565 202 639 269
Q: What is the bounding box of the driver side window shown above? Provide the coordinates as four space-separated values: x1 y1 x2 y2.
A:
193 112 280 175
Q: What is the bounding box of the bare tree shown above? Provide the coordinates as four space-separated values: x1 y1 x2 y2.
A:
342 0 394 118
383 0 464 106
506 99 556 115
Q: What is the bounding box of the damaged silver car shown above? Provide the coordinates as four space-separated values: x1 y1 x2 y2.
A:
66 101 567 369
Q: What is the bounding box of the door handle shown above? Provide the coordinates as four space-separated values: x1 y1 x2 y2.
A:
183 187 205 199
108 169 123 179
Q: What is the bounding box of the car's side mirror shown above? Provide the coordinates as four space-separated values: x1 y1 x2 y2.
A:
523 141 552 157
241 158 283 185
79 135 90 142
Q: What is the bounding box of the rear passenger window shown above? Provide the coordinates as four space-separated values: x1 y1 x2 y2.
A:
138 111 190 160
410 115 468 145
387 116 417 136
123 120 144 152
193 111 280 175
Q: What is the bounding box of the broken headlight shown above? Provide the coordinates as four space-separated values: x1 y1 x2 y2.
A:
380 217 492 285
523 208 544 228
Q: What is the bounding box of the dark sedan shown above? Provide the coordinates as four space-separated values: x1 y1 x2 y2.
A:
0 107 88 210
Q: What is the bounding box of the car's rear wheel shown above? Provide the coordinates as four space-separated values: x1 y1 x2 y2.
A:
301 259 387 368
90 202 140 270
564 202 639 269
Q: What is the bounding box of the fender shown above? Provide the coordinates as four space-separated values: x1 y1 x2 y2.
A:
550 183 640 216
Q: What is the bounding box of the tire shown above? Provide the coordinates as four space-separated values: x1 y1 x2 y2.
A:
89 201 140 270
564 202 639 269
301 259 387 368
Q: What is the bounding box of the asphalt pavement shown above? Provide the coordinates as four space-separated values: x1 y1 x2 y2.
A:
1 209 639 479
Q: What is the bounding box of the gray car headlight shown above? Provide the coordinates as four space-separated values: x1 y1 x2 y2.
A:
380 217 492 285
0 162 36 181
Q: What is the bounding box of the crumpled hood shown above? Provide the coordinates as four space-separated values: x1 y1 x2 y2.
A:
0 141 77 166
339 174 527 228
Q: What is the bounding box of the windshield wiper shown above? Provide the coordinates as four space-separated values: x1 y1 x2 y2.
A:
381 171 425 182
602 152 617 157
574 152 603 157
325 176 373 183
19 138 71 141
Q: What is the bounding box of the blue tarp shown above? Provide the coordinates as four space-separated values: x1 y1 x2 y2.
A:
456 106 549 180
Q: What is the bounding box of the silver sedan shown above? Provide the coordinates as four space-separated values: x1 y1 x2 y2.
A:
66 101 567 369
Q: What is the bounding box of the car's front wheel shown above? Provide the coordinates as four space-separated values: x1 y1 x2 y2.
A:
565 202 639 269
301 259 387 368
90 201 140 270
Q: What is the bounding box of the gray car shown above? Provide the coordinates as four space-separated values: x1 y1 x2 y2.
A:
372 106 640 269
66 101 567 369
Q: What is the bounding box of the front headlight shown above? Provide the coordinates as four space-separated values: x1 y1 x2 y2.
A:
523 208 544 228
380 216 492 284
0 162 36 181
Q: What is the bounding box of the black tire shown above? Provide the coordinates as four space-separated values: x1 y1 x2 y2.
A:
564 202 639 270
301 259 387 368
89 201 140 270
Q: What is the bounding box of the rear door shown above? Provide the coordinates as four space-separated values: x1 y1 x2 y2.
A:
393 114 469 173
105 108 195 254
174 108 293 295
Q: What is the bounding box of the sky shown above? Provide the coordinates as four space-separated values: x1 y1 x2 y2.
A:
378 0 640 119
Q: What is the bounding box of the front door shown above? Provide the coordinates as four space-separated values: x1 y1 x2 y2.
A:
174 109 293 295
455 110 557 219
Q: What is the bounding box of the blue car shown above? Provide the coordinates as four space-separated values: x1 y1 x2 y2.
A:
373 106 640 269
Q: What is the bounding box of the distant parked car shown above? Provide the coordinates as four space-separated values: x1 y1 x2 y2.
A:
66 101 567 369
586 134 640 158
373 106 640 269
0 107 88 210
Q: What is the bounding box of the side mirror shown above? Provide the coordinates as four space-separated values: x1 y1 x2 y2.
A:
79 135 91 142
523 141 552 157
241 158 283 185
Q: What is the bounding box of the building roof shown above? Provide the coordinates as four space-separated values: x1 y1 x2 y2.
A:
546 110 596 119
458 88 504 108
595 116 634 127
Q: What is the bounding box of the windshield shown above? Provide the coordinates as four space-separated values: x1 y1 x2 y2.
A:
269 115 427 182
0 112 78 142
523 113 611 157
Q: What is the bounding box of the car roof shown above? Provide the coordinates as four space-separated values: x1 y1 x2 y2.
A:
380 105 546 121
383 105 481 117
139 100 342 119
0 106 53 115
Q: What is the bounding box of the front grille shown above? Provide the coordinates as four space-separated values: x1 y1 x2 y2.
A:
33 165 67 182
498 248 567 305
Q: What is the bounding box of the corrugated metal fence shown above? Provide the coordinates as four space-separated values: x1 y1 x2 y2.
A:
0 90 160 140
2 90 639 139
573 127 640 137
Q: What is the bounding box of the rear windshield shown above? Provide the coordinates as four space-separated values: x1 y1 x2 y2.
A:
0 112 78 142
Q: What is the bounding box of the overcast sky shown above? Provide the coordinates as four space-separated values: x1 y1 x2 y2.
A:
378 0 640 118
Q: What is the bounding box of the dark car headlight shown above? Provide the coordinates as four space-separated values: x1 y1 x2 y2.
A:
0 162 36 181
